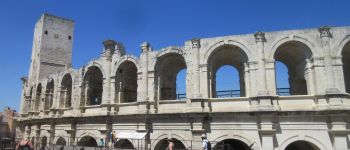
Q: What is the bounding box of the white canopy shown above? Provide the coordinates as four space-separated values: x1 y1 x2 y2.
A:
116 132 147 139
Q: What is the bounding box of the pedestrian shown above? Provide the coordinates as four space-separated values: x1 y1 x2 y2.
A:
201 134 211 150
166 138 175 150
98 137 105 148
15 137 33 150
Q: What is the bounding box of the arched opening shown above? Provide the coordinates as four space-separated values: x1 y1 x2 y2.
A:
60 74 72 108
342 42 350 93
44 80 54 111
56 137 66 145
274 41 312 95
214 139 250 150
115 61 138 103
154 138 186 150
41 136 48 148
114 139 135 149
275 61 291 95
208 45 248 98
29 87 33 112
78 136 97 147
156 53 187 100
35 84 42 112
285 140 320 150
215 65 240 97
176 69 187 99
81 66 103 106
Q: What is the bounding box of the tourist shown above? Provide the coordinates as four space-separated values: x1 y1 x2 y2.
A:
166 138 174 150
98 137 105 149
201 134 211 150
15 137 33 150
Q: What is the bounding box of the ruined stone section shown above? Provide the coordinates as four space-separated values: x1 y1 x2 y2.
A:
27 14 74 85
17 14 350 150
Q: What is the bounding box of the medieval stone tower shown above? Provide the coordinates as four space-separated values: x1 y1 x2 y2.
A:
27 13 74 86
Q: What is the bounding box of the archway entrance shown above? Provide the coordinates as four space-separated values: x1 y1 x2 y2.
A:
214 139 250 150
44 80 54 111
155 53 187 100
274 41 312 95
114 139 134 149
342 42 350 93
78 136 97 147
285 140 320 150
81 66 103 106
60 74 72 108
115 61 138 103
56 137 66 145
208 45 248 98
154 138 186 150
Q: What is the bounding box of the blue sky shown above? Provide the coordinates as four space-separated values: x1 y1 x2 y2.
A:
1 0 350 111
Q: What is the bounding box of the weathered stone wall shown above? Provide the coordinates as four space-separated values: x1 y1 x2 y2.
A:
17 14 350 150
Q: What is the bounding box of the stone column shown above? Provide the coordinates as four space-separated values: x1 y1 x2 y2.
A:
191 38 202 98
329 121 349 150
259 121 276 150
319 26 340 94
139 42 151 101
101 40 115 106
254 31 269 96
20 78 27 115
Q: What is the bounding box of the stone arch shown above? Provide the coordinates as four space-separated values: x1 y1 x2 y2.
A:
340 38 350 93
153 137 187 150
272 39 313 95
77 135 97 147
40 136 48 147
113 55 140 74
268 36 319 60
114 57 138 103
34 83 42 112
44 79 54 111
114 139 135 149
155 49 187 100
55 137 66 145
81 66 104 106
28 86 33 112
335 34 350 56
84 61 106 79
212 134 260 150
279 135 327 150
156 47 184 58
203 40 252 64
60 73 73 109
206 43 249 98
151 133 191 150
54 130 69 145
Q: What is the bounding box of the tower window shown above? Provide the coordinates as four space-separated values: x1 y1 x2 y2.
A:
44 30 48 35
68 36 72 40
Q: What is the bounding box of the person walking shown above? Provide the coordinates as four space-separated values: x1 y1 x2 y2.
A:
201 134 211 150
15 137 33 150
166 138 175 150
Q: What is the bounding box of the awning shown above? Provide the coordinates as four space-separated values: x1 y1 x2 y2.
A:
116 132 147 139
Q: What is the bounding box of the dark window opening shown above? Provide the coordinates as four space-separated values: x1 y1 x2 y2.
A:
68 35 72 40
44 30 48 35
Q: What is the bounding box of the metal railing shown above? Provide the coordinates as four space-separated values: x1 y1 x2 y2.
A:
276 88 290 96
216 90 240 98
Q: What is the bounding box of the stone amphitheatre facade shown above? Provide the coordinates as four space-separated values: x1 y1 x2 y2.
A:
17 13 350 150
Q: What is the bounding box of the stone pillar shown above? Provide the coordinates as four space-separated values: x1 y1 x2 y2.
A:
139 42 151 101
329 120 349 150
319 26 340 94
191 38 202 98
20 78 27 115
259 117 276 150
101 40 115 107
254 31 269 96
